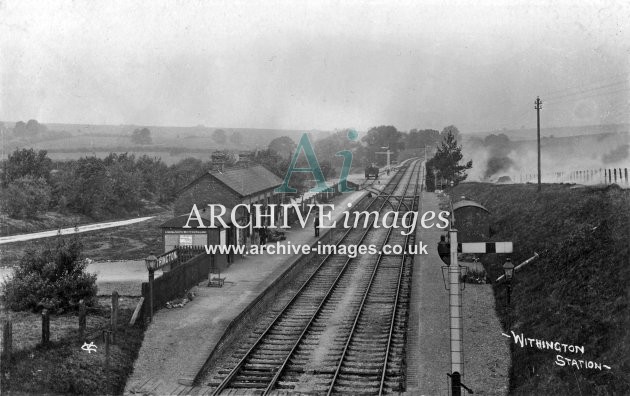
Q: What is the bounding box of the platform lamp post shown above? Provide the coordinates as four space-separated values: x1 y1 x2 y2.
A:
144 253 158 322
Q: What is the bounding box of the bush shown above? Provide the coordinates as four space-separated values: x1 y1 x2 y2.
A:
0 175 51 218
2 237 97 312
461 267 489 284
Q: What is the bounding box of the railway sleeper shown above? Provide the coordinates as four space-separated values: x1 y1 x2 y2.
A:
385 366 403 374
351 333 389 340
263 336 302 344
331 385 380 395
339 366 382 375
252 349 290 356
341 360 385 368
334 376 381 385
267 329 304 336
234 374 274 382
246 359 284 367
227 381 269 389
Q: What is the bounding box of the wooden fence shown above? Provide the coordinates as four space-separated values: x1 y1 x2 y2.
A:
141 248 210 321
519 167 629 185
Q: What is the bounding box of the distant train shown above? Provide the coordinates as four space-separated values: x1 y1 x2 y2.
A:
365 164 380 180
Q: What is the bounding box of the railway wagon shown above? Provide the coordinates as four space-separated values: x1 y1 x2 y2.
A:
365 164 379 180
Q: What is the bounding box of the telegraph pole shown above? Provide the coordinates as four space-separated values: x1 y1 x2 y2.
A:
535 96 542 192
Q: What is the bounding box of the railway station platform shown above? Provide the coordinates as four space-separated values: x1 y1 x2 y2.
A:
125 175 395 395
407 192 452 395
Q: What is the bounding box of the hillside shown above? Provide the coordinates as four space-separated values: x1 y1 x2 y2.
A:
450 182 629 394
468 123 629 141
0 121 326 164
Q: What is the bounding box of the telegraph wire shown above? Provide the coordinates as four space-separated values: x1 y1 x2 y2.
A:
544 81 629 102
544 87 630 105
540 73 629 98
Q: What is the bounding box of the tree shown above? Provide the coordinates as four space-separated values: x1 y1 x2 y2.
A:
13 121 26 136
430 128 472 186
439 125 461 143
2 148 53 185
165 157 206 200
405 129 440 149
268 136 296 160
136 155 170 202
314 130 363 178
103 153 143 212
60 157 111 216
131 127 152 144
26 119 47 135
212 129 227 144
362 125 402 165
1 176 52 218
12 119 46 137
2 237 97 312
106 162 143 211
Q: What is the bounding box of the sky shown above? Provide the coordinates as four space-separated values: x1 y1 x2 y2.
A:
1 0 628 133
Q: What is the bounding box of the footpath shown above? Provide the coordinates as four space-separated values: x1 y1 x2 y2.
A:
125 176 394 395
0 216 154 244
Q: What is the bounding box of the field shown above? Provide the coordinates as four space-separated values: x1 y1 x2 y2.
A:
1 122 317 164
451 182 630 394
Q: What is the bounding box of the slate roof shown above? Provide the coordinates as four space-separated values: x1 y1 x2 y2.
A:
209 165 283 197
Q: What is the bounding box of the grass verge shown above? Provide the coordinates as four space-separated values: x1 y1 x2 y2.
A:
1 298 145 395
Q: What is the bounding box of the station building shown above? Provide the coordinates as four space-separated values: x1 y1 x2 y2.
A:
160 164 283 269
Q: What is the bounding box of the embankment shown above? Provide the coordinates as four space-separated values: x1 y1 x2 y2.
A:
451 182 629 394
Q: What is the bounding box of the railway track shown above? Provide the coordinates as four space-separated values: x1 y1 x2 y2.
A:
203 160 424 395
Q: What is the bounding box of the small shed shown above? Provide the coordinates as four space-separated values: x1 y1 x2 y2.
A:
452 197 491 243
